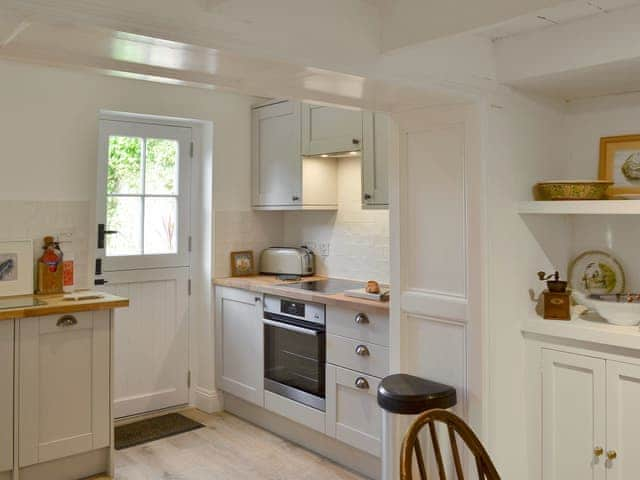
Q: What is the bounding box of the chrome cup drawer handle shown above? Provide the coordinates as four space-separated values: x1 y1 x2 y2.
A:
355 344 370 356
354 313 369 325
355 377 369 390
56 315 78 327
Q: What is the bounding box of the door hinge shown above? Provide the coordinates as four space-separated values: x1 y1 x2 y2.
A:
187 370 191 388
188 235 192 252
190 141 194 158
188 279 192 296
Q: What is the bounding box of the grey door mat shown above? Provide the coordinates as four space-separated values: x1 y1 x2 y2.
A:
114 412 204 450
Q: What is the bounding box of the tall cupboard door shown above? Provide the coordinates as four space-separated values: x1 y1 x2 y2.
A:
252 100 302 207
215 287 263 406
362 112 390 208
0 321 13 472
18 312 110 467
301 104 363 155
542 349 606 480
606 361 640 480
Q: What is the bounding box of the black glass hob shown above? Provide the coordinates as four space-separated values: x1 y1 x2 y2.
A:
281 278 365 295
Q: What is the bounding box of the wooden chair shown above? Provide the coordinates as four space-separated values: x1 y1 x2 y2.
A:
400 409 500 480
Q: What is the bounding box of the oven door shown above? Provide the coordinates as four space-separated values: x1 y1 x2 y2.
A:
263 317 326 411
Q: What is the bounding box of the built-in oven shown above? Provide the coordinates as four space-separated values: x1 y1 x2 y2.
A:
263 295 326 411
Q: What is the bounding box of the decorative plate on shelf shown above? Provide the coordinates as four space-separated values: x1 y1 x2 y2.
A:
568 250 626 295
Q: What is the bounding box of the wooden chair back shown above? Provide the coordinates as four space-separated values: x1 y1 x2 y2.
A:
400 409 500 480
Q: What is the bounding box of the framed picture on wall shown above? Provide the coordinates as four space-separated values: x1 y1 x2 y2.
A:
230 251 254 277
0 240 34 297
599 134 640 198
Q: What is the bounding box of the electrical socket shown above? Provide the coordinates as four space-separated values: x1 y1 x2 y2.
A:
317 241 330 257
57 231 74 243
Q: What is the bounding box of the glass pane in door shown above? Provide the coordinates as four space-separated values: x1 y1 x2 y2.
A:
145 138 179 195
106 196 142 256
144 197 178 254
107 136 143 194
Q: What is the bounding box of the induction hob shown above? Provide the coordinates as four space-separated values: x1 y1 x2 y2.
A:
281 278 365 295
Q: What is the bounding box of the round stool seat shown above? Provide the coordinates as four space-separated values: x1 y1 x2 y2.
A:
377 373 457 415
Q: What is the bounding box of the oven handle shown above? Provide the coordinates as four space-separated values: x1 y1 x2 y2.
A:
262 318 321 336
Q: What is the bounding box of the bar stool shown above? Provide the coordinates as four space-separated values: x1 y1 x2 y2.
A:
377 374 457 480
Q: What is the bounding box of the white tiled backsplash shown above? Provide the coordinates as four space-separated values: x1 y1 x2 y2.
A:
283 157 390 283
0 201 90 289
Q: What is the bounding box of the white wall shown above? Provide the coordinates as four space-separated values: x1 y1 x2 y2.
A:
283 156 390 283
565 92 640 291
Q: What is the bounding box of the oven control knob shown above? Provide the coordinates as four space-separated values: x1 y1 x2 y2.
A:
354 313 369 325
355 344 370 356
355 377 369 390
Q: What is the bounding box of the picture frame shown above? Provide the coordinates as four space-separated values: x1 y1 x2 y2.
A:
599 134 640 197
0 240 34 297
230 250 254 277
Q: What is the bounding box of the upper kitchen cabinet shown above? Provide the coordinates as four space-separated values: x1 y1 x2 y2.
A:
301 104 363 156
362 112 390 209
252 100 337 210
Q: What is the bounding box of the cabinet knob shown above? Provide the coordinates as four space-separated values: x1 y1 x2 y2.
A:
593 446 603 457
355 344 370 356
363 193 372 201
56 315 78 327
607 450 617 461
352 138 360 145
292 195 300 201
354 313 369 325
355 377 369 389
255 297 261 303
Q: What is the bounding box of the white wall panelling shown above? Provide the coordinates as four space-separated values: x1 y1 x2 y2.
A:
0 321 13 473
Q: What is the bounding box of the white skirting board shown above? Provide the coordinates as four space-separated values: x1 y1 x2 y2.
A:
194 386 223 413
18 448 109 480
223 393 381 480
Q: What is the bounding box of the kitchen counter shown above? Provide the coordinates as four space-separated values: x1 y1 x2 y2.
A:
214 275 390 311
0 292 129 320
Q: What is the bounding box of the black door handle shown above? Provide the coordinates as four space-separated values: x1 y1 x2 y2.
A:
97 224 119 249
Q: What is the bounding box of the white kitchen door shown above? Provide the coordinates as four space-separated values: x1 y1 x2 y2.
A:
96 118 191 418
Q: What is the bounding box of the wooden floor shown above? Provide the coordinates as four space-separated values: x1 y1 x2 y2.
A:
93 409 365 480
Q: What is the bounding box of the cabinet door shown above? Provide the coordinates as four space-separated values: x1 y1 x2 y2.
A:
0 321 13 472
252 100 302 207
301 104 363 155
326 364 381 457
542 349 606 480
215 287 263 405
606 361 640 480
362 112 390 208
19 311 110 467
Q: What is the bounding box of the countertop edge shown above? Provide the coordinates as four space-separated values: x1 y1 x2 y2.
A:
0 294 130 321
213 276 390 311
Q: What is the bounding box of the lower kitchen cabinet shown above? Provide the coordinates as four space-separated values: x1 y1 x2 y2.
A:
215 287 263 406
540 348 640 480
0 321 13 473
18 311 110 467
326 364 382 457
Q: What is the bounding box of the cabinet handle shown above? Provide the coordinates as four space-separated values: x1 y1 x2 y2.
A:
354 313 369 325
593 446 603 456
56 315 78 327
355 344 370 356
292 196 300 201
352 138 360 145
355 377 369 389
607 450 617 461
363 193 372 201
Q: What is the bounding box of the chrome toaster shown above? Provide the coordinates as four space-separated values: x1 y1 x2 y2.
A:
259 247 315 276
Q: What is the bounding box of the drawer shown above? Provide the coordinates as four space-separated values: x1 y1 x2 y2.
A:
326 364 381 457
327 334 389 378
326 305 389 346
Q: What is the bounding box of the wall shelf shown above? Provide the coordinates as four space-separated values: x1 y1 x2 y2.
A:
518 200 640 215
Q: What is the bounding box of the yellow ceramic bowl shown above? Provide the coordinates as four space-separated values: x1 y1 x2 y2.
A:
535 181 613 201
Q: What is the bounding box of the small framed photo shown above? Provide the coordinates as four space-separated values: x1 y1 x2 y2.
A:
230 251 254 277
0 240 34 297
599 134 640 197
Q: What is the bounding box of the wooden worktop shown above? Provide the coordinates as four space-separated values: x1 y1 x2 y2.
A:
0 292 129 320
213 275 390 311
